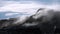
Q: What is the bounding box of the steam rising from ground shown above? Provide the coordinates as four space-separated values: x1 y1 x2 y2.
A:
0 1 60 27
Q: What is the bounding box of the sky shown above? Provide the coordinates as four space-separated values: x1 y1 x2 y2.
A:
0 0 60 19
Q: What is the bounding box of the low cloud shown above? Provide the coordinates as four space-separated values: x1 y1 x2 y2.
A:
5 13 19 16
0 1 44 16
0 1 60 19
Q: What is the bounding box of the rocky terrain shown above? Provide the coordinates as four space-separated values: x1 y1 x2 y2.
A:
0 8 60 34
